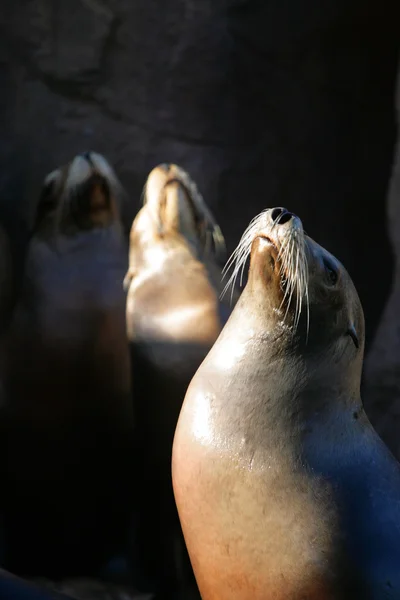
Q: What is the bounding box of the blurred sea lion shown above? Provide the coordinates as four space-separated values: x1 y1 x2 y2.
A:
1 152 135 579
124 163 236 599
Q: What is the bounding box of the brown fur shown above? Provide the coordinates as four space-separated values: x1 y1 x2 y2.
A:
125 164 235 599
172 207 384 599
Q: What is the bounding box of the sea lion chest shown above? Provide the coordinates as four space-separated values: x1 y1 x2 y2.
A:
173 330 400 599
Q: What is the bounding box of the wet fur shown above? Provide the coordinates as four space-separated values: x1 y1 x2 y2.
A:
173 208 400 599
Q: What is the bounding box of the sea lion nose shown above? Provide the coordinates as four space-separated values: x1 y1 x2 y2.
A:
159 163 171 172
271 207 293 225
80 151 93 163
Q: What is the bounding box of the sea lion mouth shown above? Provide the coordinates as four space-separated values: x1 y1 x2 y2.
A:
255 234 292 296
222 207 310 332
62 153 119 228
143 163 226 261
64 152 115 200
255 234 279 268
258 235 279 254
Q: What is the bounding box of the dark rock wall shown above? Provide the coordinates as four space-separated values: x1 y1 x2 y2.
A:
0 0 399 351
364 70 400 457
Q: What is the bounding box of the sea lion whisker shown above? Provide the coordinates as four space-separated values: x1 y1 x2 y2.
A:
304 282 310 343
279 238 294 322
277 229 309 334
280 236 294 298
295 249 306 330
221 235 251 278
221 228 255 299
294 247 302 330
221 243 250 302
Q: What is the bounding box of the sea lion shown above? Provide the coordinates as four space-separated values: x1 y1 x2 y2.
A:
124 163 235 599
172 206 400 599
0 152 135 579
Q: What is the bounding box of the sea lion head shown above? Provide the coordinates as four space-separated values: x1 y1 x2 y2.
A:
223 207 364 379
124 163 225 291
35 151 123 236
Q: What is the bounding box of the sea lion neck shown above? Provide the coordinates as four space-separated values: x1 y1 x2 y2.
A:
193 290 362 453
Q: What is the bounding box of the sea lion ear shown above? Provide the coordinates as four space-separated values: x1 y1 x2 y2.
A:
347 323 359 349
123 268 135 292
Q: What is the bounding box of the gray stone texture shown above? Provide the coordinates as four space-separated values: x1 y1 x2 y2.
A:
364 68 400 457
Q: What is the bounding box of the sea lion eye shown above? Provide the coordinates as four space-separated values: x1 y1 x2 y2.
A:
324 260 338 286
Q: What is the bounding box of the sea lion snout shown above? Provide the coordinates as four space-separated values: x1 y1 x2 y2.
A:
79 150 92 161
62 152 121 227
67 152 116 190
270 206 294 225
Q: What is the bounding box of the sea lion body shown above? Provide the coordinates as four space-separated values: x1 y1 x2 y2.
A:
125 164 233 598
1 152 134 578
172 207 400 599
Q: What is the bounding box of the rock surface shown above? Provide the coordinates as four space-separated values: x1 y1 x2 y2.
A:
34 578 154 600
0 2 399 389
364 66 400 458
0 0 399 349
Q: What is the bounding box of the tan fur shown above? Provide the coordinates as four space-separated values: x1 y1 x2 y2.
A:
173 207 368 599
125 163 233 598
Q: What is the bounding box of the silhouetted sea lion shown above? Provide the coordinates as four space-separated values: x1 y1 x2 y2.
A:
1 152 135 579
173 206 400 599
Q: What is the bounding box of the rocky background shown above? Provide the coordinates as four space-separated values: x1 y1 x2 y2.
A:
0 1 399 409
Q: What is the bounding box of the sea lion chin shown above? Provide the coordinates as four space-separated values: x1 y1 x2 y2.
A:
172 206 400 600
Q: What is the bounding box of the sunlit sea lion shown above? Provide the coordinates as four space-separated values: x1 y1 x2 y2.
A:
1 152 135 579
125 163 235 599
173 206 400 599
